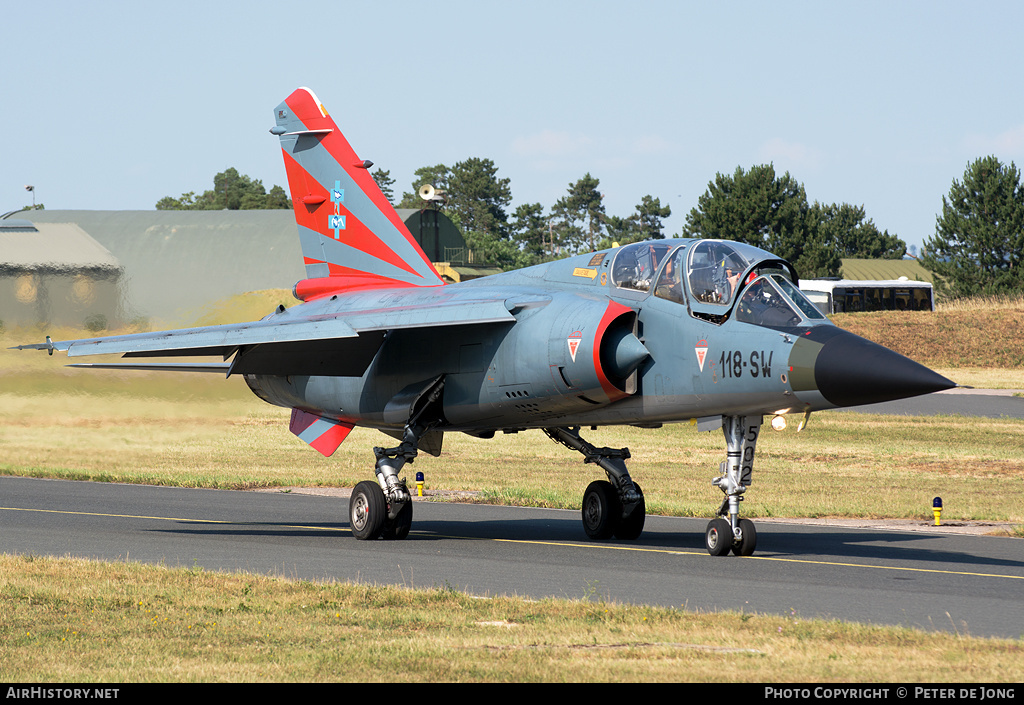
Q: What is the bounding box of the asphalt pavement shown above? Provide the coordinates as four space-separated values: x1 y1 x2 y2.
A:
839 387 1024 418
2 475 1021 639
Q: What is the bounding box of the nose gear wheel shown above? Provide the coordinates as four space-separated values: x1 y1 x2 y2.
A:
705 415 762 556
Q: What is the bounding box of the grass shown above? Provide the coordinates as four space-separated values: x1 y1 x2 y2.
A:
931 368 1023 390
936 293 1024 312
831 302 1024 375
2 554 1022 683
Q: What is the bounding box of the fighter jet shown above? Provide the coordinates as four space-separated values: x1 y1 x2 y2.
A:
15 88 956 555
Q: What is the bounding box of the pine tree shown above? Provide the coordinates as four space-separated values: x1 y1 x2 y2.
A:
921 156 1024 297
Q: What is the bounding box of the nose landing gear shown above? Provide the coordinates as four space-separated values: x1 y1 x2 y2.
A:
706 415 762 557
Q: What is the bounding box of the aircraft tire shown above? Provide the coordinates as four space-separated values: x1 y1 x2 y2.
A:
731 518 757 556
614 482 645 540
582 480 620 540
705 518 733 556
350 480 386 540
383 500 413 540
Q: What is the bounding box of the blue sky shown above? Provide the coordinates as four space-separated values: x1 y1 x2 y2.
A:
4 0 1023 253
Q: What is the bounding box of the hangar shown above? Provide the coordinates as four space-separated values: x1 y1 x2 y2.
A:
8 210 304 322
0 218 123 329
397 208 499 283
4 209 494 326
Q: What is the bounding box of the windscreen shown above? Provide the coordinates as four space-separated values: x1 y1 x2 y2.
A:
771 275 825 320
734 277 803 328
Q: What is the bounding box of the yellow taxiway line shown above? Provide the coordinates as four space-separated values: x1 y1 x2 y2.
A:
4 505 1021 582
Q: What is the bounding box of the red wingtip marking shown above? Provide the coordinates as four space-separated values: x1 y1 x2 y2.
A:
289 408 355 458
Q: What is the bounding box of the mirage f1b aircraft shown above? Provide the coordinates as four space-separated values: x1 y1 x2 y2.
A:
16 88 956 555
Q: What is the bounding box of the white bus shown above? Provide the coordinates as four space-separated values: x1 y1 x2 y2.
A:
798 278 935 314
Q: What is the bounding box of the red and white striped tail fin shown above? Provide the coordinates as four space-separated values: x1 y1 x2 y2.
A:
272 88 444 298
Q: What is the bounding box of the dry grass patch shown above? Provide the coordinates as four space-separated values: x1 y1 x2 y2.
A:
831 305 1024 371
936 293 1024 312
2 554 1022 683
907 458 1024 480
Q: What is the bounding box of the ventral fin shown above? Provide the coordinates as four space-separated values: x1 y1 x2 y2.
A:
289 408 355 457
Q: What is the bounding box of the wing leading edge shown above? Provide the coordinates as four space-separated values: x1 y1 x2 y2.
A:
13 297 517 377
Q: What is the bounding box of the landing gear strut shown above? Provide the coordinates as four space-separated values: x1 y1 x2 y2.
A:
546 427 646 540
348 432 419 541
706 415 762 556
349 377 445 541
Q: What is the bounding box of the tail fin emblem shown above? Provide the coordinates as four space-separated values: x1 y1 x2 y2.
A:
330 180 346 239
274 87 444 289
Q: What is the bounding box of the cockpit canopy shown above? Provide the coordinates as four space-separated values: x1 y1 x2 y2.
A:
685 239 755 307
610 241 674 293
610 239 825 329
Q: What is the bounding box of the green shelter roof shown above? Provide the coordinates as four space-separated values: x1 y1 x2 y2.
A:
839 258 935 283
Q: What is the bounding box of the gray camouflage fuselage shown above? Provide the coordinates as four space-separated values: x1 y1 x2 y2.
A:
242 239 947 438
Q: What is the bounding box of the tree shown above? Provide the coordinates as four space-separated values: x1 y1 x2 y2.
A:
552 173 605 253
372 168 396 205
397 158 512 240
156 168 292 210
682 164 840 278
509 202 549 261
602 195 672 247
265 185 290 209
155 192 199 210
814 203 906 259
397 164 451 209
464 230 533 271
446 158 512 240
633 195 672 241
921 156 1024 297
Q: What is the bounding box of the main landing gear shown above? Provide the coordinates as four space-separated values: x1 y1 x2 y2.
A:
349 377 445 541
706 415 762 556
348 442 415 541
545 426 646 541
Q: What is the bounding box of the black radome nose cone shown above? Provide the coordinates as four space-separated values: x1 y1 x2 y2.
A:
813 330 956 408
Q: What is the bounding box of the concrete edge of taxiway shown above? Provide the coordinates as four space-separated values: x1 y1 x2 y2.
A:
937 387 1024 396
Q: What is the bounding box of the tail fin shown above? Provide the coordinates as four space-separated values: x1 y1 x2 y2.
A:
272 88 444 295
